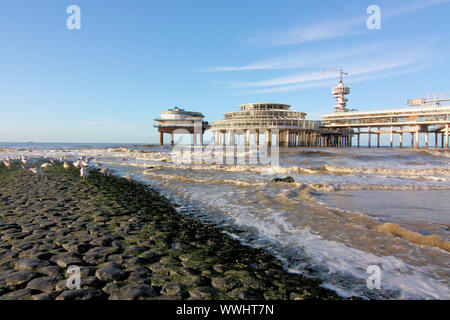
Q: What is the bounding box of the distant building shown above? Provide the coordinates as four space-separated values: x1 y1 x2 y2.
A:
154 107 210 145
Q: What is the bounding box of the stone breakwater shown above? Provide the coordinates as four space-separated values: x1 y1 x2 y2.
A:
0 162 343 300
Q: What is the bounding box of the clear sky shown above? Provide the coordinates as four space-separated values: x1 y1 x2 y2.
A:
0 0 449 143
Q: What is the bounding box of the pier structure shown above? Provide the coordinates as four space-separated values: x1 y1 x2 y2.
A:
211 102 350 147
154 107 210 145
322 92 450 148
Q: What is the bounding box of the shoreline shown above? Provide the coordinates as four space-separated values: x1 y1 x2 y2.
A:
0 161 345 300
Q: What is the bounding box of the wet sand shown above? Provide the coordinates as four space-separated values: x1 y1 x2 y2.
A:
0 161 343 300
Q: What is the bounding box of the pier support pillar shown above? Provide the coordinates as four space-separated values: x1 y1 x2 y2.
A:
390 127 394 148
357 129 360 148
399 133 403 148
416 128 420 149
266 130 272 147
171 132 174 146
446 124 449 148
435 132 438 148
159 132 164 145
411 133 414 148
425 133 429 148
368 127 371 148
286 130 290 147
214 131 219 146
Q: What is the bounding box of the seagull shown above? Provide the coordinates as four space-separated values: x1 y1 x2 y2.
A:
29 167 43 175
21 156 28 165
41 163 52 169
3 160 11 169
6 156 11 162
73 160 81 168
49 159 55 165
63 162 70 170
80 166 91 181
99 168 111 176
60 156 65 162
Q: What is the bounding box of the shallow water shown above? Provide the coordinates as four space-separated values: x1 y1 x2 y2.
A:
1 142 449 299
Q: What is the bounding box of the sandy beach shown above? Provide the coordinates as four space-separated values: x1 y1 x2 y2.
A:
0 160 343 300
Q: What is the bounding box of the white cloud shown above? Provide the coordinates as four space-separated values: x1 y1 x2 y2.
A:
203 42 383 72
223 39 437 92
242 0 449 47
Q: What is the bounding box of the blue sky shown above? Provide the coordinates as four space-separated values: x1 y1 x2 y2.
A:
0 0 449 143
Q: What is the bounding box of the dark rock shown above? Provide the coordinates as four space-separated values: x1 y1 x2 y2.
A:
109 284 158 300
229 288 264 300
124 256 151 268
123 245 149 256
26 276 58 292
32 291 61 300
55 288 106 300
51 252 82 268
271 176 295 183
188 287 214 300
161 283 183 296
290 292 305 300
95 266 128 281
211 277 240 291
0 288 36 300
2 270 40 288
39 265 62 277
212 264 228 273
139 250 164 263
14 258 51 271
102 282 125 295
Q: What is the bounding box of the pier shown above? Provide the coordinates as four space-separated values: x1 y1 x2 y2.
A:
322 93 450 148
210 102 350 147
154 107 210 145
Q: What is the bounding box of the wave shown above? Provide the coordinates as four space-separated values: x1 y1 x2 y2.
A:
377 223 450 252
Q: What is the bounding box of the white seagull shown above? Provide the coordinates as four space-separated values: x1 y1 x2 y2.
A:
21 156 28 165
3 160 11 169
99 168 112 176
63 162 70 170
29 167 43 175
80 166 91 181
41 163 52 169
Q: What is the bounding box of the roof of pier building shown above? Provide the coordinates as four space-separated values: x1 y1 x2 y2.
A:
154 107 209 130
211 102 321 131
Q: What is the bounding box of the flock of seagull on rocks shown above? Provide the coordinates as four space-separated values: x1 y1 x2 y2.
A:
2 154 113 181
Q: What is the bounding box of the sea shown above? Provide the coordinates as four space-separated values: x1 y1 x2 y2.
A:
0 142 449 299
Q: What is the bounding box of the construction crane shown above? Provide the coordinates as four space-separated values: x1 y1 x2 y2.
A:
323 68 348 82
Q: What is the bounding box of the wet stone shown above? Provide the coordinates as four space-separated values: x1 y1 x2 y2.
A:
3 270 40 288
95 266 128 282
39 265 62 278
161 283 183 296
26 276 58 292
188 287 214 300
139 250 164 263
0 288 36 300
109 284 158 300
211 277 241 292
102 282 126 295
32 291 61 300
14 258 51 271
123 245 149 256
229 288 264 300
51 252 82 268
55 288 106 300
